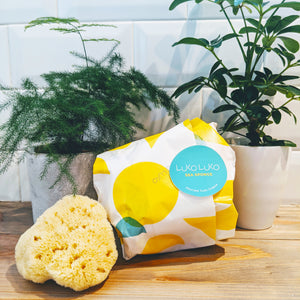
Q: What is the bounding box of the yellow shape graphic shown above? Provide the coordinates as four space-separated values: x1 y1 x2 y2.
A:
145 132 164 148
113 162 179 225
188 118 228 146
216 204 238 231
184 216 216 240
93 157 110 174
183 119 193 131
142 234 185 254
213 180 234 204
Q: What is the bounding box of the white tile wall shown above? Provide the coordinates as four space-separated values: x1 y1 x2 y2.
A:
187 0 297 20
0 0 57 25
0 91 20 201
0 158 21 201
134 20 189 87
8 22 133 87
187 1 259 20
134 19 246 87
263 0 299 18
0 26 11 86
0 1 299 201
58 0 186 21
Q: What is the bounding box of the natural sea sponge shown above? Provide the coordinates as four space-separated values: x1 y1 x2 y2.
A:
15 195 118 291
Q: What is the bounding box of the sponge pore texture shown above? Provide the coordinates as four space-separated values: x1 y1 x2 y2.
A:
15 195 118 291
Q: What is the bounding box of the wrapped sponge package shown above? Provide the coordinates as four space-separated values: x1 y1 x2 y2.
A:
93 118 238 260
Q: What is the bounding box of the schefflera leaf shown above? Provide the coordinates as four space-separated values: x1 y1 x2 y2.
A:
116 217 146 238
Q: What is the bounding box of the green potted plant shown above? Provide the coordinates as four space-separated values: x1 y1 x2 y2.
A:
169 0 300 229
0 17 179 222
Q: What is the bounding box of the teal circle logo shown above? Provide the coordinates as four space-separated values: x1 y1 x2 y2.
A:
170 145 227 197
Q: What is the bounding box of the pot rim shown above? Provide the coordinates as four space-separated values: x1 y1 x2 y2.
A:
27 151 97 157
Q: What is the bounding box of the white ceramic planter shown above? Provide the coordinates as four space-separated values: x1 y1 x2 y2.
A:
231 145 290 230
27 152 97 222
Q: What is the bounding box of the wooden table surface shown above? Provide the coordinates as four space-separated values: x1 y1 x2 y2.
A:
0 201 299 299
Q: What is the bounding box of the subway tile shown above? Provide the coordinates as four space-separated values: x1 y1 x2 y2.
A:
0 92 32 202
0 26 11 86
0 0 57 25
0 92 20 201
187 1 259 20
187 0 295 20
58 0 186 22
264 0 299 17
134 19 249 87
134 21 184 87
0 161 21 201
0 148 21 202
8 22 133 87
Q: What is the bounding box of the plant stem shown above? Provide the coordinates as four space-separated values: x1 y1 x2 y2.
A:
249 0 286 79
70 23 89 69
241 7 250 50
246 12 264 80
69 21 92 95
220 3 246 61
249 49 264 77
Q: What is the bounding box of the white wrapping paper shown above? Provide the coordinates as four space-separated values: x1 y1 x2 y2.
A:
93 118 237 260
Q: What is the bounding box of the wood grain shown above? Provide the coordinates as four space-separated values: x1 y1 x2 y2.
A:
0 202 299 299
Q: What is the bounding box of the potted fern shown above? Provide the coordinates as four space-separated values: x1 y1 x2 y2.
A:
0 17 179 222
169 0 300 229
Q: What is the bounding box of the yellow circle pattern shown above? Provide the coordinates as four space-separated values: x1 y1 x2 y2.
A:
142 234 185 254
113 162 179 225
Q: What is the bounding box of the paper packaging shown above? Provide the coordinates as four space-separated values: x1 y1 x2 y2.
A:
93 118 237 260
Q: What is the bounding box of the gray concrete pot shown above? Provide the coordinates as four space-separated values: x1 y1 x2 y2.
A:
27 152 97 222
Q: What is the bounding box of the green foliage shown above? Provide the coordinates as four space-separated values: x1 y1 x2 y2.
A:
170 0 300 146
0 17 179 192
